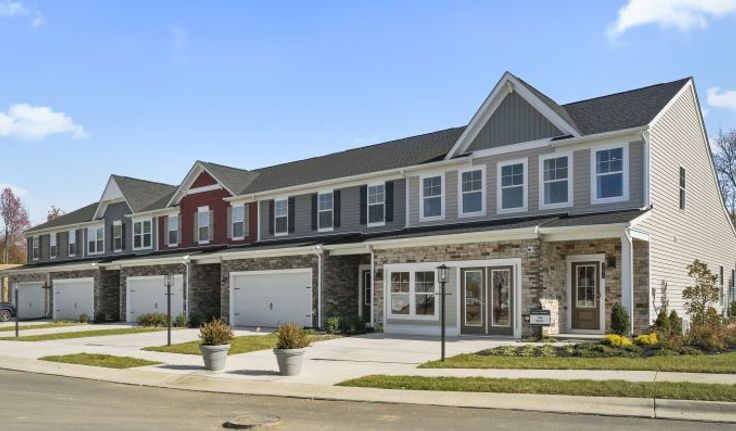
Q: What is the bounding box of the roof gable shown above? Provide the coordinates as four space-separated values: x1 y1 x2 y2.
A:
167 161 250 207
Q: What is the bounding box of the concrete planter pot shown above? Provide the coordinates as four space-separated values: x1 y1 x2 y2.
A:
199 344 230 372
273 348 307 376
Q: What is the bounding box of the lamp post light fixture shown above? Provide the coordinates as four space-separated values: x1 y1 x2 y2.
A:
164 274 174 346
436 264 450 362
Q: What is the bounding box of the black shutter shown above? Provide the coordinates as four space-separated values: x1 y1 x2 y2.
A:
311 193 318 231
268 201 274 235
385 181 394 223
359 185 367 225
288 197 296 233
334 190 341 228
121 223 126 250
110 226 114 252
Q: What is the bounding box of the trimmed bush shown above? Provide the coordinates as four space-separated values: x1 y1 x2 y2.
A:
274 323 312 350
668 310 682 336
78 313 90 324
687 323 727 352
137 313 168 327
198 319 234 346
603 334 632 348
634 333 658 346
654 310 670 334
611 302 630 336
174 312 187 328
325 316 340 335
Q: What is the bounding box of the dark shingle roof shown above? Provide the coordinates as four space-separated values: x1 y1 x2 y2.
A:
112 175 177 212
541 208 648 228
513 74 581 134
199 161 258 195
25 202 98 233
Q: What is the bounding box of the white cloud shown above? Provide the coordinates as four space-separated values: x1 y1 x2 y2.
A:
30 11 43 28
0 104 86 141
169 25 188 51
0 0 27 16
608 0 736 37
0 183 28 197
707 87 736 110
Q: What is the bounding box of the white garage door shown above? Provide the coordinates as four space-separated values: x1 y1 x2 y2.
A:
53 278 94 321
231 269 313 328
126 275 184 323
15 282 46 320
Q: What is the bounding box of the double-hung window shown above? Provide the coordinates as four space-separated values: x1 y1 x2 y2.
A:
318 192 333 231
68 230 76 257
388 269 438 319
113 221 123 252
49 233 57 259
32 236 39 260
459 167 485 216
87 226 104 254
133 218 152 249
421 175 444 220
274 199 288 236
198 207 210 243
367 184 385 226
593 144 628 203
540 154 571 208
232 206 245 239
498 159 527 213
168 215 179 246
679 167 686 210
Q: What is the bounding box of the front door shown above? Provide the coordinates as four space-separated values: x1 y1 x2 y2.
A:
360 269 371 323
460 266 515 336
460 268 485 334
571 262 600 330
487 267 514 336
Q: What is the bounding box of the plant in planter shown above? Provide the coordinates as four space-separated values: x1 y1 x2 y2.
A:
273 323 312 376
198 319 234 372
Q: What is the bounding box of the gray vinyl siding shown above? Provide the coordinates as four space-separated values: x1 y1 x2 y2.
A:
409 141 644 225
259 179 406 241
103 201 134 256
638 85 736 323
467 91 563 152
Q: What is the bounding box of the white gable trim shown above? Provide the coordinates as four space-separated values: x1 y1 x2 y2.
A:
446 72 580 160
93 176 132 219
166 162 235 207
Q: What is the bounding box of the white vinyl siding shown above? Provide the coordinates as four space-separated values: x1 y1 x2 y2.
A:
497 158 528 213
274 199 288 236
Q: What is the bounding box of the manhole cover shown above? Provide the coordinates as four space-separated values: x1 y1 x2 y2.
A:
223 413 281 429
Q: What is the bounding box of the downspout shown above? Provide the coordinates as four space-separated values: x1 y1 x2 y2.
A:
182 255 191 320
641 130 651 210
314 245 323 329
369 245 375 328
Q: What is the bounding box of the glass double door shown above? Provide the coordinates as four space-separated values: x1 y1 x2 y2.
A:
460 267 514 336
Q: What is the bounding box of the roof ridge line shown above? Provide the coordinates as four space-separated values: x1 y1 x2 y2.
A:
112 174 177 188
562 77 691 107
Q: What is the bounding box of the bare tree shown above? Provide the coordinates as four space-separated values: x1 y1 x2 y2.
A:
713 129 736 223
47 205 64 221
0 187 30 264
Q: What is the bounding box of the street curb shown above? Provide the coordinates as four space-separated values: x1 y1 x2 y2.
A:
1 356 735 423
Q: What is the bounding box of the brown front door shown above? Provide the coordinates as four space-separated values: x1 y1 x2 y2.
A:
460 268 485 334
488 267 513 336
571 262 600 330
360 269 371 323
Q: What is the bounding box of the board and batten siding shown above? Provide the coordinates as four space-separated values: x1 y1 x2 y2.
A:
639 83 736 321
408 141 645 226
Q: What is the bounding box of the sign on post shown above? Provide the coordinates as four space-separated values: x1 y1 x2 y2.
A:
529 309 551 326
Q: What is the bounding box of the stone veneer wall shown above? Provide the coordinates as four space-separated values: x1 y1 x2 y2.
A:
633 239 650 332
189 263 221 321
119 264 186 322
98 270 121 321
220 254 319 327
323 253 370 320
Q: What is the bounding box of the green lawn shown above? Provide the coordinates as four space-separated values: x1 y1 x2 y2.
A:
0 327 163 341
0 321 83 332
144 333 337 355
421 351 736 374
39 353 161 369
337 375 736 402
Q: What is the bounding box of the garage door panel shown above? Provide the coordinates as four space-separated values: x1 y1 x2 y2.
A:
53 278 94 321
232 270 312 328
15 282 46 320
126 275 184 323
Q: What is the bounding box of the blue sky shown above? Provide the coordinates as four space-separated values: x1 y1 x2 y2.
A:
1 0 735 224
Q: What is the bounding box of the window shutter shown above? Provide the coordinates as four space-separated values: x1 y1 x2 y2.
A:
334 190 341 228
268 201 274 235
243 205 250 237
162 216 168 248
385 181 394 223
177 215 182 244
121 223 126 250
288 197 296 233
193 213 198 244
311 193 318 231
227 207 232 239
110 226 114 252
208 210 214 241
359 185 367 225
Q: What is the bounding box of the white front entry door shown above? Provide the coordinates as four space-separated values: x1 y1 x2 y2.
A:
53 278 94 321
231 269 313 328
126 275 184 323
15 282 46 319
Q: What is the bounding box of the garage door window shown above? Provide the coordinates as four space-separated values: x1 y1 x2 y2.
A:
388 270 438 319
133 219 152 250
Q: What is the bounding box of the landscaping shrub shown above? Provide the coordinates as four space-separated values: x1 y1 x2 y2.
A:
634 333 658 346
187 314 202 329
94 311 106 323
730 301 736 319
174 312 187 328
611 302 630 336
198 319 234 346
78 313 90 324
683 260 720 326
325 316 340 334
338 316 353 334
654 310 670 335
274 323 312 350
603 334 632 348
687 323 727 352
669 310 682 336
137 313 168 327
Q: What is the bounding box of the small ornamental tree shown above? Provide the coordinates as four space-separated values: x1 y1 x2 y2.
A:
610 302 630 336
683 260 720 326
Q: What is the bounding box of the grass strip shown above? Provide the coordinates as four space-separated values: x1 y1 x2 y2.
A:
144 333 338 355
0 327 163 341
337 375 736 402
39 353 160 369
0 321 83 332
420 352 736 374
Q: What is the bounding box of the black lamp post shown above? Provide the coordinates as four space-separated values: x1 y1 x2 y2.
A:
437 264 449 362
12 283 19 338
164 274 174 346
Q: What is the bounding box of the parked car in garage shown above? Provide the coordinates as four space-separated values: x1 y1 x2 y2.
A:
0 302 16 322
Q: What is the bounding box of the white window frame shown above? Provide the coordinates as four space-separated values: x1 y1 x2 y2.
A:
168 214 179 247
539 152 573 210
231 205 246 240
68 230 76 257
317 191 334 232
87 225 104 255
32 236 39 260
367 183 386 227
198 206 210 244
591 142 629 205
49 232 57 259
386 267 439 321
457 165 486 217
419 173 445 222
497 157 528 214
112 220 123 252
273 199 288 237
132 217 153 250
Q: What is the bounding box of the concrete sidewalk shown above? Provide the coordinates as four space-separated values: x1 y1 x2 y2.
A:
0 355 734 423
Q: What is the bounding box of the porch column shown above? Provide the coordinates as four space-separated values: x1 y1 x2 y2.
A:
621 231 634 335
